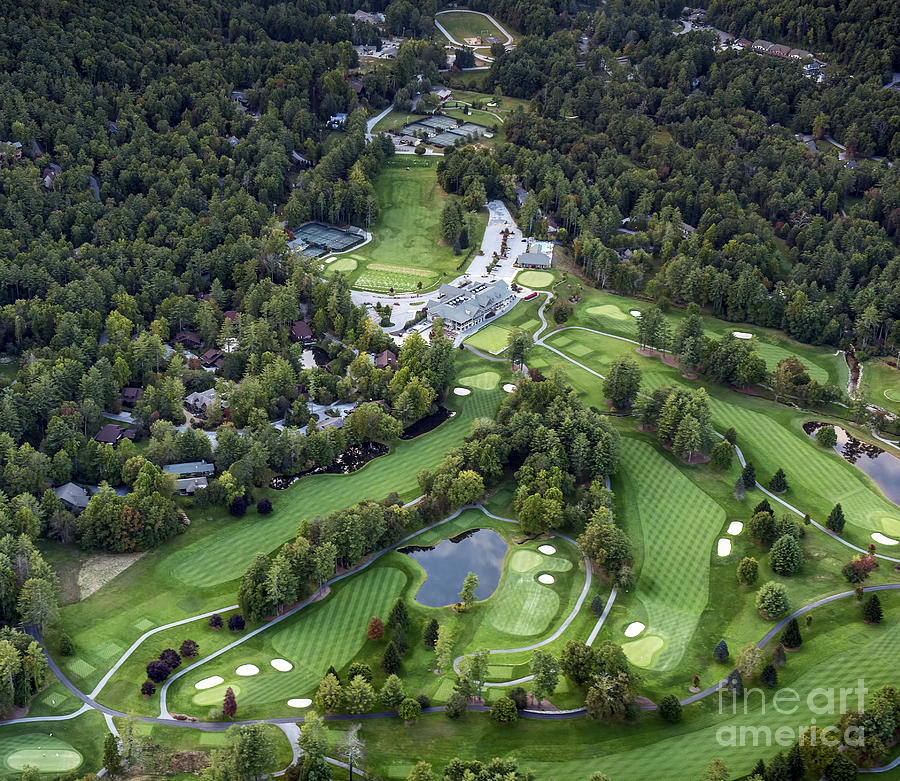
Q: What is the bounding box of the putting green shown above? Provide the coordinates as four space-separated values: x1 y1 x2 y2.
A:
456 370 500 390
516 270 554 288
622 635 664 667
884 388 900 402
327 257 357 273
0 735 82 773
586 304 628 321
509 549 542 572
192 683 242 706
487 580 559 636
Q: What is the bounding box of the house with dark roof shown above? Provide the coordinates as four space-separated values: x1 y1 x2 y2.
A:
768 43 791 57
87 175 100 200
290 320 313 342
163 461 216 478
752 40 774 53
120 387 144 406
108 121 118 134
199 349 224 370
374 349 397 370
41 163 62 190
174 331 202 348
54 482 92 514
291 150 312 167
31 140 43 158
788 48 812 60
735 38 752 49
95 423 130 446
224 310 239 321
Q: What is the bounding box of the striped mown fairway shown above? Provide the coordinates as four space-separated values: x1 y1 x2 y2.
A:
618 438 725 671
163 387 502 587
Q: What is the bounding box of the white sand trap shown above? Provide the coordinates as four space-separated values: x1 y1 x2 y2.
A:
287 698 312 708
453 387 471 396
732 331 752 339
872 532 899 546
502 383 517 393
727 521 743 535
630 310 642 318
538 544 556 555
195 676 224 690
717 538 732 556
235 664 259 676
624 621 645 638
537 573 555 584
270 659 293 672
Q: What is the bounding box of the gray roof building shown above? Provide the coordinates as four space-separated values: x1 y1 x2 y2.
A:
518 251 551 268
427 280 516 331
54 482 91 513
163 461 216 477
176 477 208 494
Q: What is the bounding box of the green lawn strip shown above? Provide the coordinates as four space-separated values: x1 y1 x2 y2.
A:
0 708 106 778
353 596 897 781
464 298 544 354
345 159 487 294
862 358 900 416
56 384 502 695
435 11 508 44
615 438 724 672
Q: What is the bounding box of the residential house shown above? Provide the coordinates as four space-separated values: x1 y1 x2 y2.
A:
352 9 384 25
768 43 791 57
291 150 312 167
431 87 452 101
290 320 314 342
735 38 752 49
87 176 100 200
53 482 91 514
41 163 62 190
31 140 43 159
94 423 132 446
199 349 224 370
163 461 216 478
680 222 697 238
0 141 22 161
374 349 397 370
108 121 118 134
788 48 812 60
227 135 239 147
319 416 346 430
348 77 365 96
517 251 551 269
120 387 144 406
328 113 349 129
752 40 774 53
174 331 203 349
186 388 221 413
176 477 208 495
224 310 239 322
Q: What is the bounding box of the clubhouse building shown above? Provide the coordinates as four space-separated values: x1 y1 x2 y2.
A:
427 280 516 332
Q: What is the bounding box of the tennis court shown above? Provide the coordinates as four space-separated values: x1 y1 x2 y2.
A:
290 222 363 252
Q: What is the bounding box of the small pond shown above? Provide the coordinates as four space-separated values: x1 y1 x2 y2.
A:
399 528 507 607
804 422 900 505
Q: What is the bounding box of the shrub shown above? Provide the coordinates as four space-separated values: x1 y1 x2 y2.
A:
590 595 605 615
159 648 181 669
58 633 75 656
768 469 788 493
508 686 529 710
842 555 878 583
209 613 223 629
737 557 759 585
713 639 729 662
367 616 385 642
398 697 422 722
256 498 273 514
863 593 883 624
415 694 430 709
145 659 172 683
228 614 245 631
658 694 682 723
826 504 846 534
816 425 838 448
772 644 786 668
490 696 518 723
781 618 802 649
141 680 156 697
747 511 776 545
756 582 790 619
725 669 744 697
179 639 199 658
825 754 860 781
347 662 372 683
229 496 247 516
724 427 737 444
761 664 778 688
445 691 467 719
770 534 803 576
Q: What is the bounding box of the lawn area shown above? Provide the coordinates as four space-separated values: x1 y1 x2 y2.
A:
515 269 555 289
165 509 586 719
863 357 900 416
463 297 544 354
325 158 486 294
0 709 106 778
435 10 511 45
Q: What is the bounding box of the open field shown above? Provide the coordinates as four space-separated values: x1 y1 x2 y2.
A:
863 357 900 416
435 10 510 45
0 709 105 778
324 158 486 293
463 297 544 354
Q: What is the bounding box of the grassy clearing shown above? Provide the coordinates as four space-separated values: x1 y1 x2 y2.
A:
0 709 106 778
331 159 486 294
436 10 509 44
515 270 555 288
463 298 544 354
862 357 900 416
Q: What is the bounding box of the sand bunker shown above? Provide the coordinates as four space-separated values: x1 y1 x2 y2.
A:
538 544 556 555
537 573 555 584
727 521 743 535
630 310 642 317
624 621 645 638
453 387 471 396
872 532 899 546
502 383 517 392
235 664 259 676
270 659 293 672
717 538 732 556
732 331 752 339
195 676 224 690
287 698 312 708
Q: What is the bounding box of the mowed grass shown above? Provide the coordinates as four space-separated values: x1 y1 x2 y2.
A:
0 735 81 773
435 10 509 44
0 709 106 778
515 270 555 288
464 297 544 354
337 159 486 293
617 439 725 671
863 358 900 416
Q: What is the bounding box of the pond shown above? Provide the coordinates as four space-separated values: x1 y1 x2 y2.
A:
804 422 900 505
399 528 507 607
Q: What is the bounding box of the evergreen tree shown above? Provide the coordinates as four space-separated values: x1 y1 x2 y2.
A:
753 499 772 515
863 593 883 624
713 639 729 662
367 616 384 642
772 644 787 668
223 686 237 717
387 599 409 630
737 557 759 585
768 469 788 493
710 441 734 471
658 694 682 723
826 504 846 534
761 664 778 688
781 618 802 649
423 618 439 648
741 462 756 489
770 534 803 576
382 641 401 674
103 732 122 778
756 582 790 619
379 674 406 708
786 744 804 779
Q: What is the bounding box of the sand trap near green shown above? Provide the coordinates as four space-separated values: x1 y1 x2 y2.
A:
516 270 554 288
456 371 500 390
622 635 665 668
586 304 628 321
0 735 82 773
